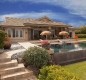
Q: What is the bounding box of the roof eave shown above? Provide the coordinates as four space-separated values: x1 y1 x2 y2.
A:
24 23 70 27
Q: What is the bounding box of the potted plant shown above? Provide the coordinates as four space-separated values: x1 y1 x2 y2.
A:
41 40 50 50
4 36 11 49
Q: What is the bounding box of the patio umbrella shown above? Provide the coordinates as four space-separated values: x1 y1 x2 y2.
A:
40 31 51 39
59 31 69 39
59 31 69 36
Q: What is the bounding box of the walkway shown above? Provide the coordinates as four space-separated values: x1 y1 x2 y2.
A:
3 42 38 59
0 42 38 80
18 42 38 50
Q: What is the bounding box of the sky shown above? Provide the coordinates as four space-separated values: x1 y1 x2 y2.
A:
0 0 86 27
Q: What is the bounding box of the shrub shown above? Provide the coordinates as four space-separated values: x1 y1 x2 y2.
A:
75 26 86 34
23 47 50 68
77 34 86 38
75 30 81 34
80 26 86 34
0 30 6 49
38 65 79 80
4 36 11 49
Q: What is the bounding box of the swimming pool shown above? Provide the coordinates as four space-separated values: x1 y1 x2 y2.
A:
51 42 86 53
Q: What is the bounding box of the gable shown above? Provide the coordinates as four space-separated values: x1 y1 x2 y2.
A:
37 16 53 22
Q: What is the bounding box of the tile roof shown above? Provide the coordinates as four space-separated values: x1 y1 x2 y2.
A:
1 17 35 26
0 16 70 27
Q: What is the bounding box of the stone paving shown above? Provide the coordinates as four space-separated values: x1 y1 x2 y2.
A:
3 42 38 60
0 42 38 80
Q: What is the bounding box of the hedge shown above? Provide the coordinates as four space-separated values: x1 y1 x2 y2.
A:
77 34 86 38
38 65 79 80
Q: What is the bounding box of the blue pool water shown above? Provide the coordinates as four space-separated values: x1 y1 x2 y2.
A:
51 42 86 53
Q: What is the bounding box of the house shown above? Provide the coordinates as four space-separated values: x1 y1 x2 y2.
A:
0 16 75 42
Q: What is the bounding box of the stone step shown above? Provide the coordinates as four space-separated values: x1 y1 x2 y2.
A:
1 70 31 80
0 60 18 69
28 75 37 80
0 64 25 76
0 57 11 63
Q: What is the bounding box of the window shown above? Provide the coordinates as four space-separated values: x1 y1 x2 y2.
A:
20 30 23 37
15 30 18 37
8 29 11 37
7 28 24 38
12 29 15 37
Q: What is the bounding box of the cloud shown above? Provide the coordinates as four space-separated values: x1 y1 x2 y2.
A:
0 11 85 27
0 11 72 25
0 11 57 21
57 0 86 18
2 0 86 19
0 11 74 22
35 0 86 19
67 20 86 27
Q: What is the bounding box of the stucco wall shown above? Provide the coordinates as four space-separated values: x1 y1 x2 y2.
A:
5 27 30 42
69 28 75 38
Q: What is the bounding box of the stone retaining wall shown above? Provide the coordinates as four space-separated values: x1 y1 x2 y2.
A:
53 49 86 65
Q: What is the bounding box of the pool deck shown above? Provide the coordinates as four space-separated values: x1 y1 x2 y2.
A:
29 39 86 45
0 39 86 59
0 42 38 59
18 42 38 50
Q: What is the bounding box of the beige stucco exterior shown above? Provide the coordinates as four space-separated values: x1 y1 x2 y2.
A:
5 27 29 42
69 27 75 38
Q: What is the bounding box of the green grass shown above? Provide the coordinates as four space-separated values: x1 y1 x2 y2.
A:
63 61 86 80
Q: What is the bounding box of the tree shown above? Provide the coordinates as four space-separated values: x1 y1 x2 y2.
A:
80 26 86 34
75 26 86 34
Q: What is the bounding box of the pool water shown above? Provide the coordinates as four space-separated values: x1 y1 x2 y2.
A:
51 42 86 53
79 42 86 48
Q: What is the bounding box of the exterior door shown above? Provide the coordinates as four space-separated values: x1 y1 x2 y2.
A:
33 30 42 40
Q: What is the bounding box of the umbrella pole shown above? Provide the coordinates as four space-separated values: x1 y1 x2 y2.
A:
46 35 47 40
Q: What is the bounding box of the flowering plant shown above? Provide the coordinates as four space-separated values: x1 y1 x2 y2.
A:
40 40 49 45
40 40 50 50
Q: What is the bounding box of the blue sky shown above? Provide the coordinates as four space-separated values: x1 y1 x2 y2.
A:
0 0 86 27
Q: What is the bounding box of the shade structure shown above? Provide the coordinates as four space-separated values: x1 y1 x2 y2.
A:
59 31 69 36
40 31 51 39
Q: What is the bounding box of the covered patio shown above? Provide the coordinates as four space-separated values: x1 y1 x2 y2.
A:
24 20 70 40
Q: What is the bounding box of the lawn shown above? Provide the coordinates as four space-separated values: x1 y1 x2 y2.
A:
63 61 86 80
